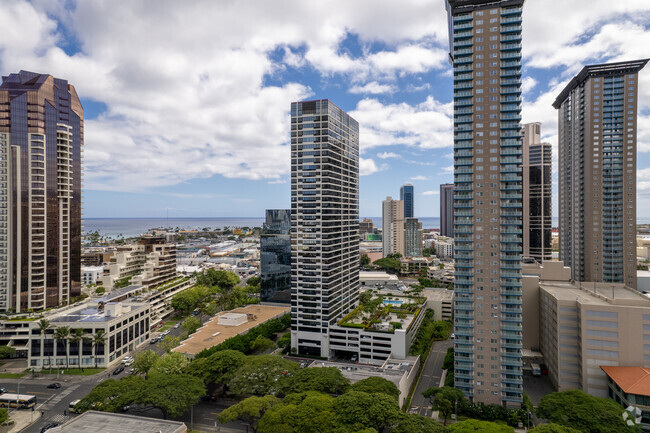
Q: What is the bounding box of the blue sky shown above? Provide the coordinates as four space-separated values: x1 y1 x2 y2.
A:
0 0 649 218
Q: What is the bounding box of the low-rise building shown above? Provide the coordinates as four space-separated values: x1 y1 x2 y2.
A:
47 411 187 433
399 257 431 276
424 288 453 320
522 261 650 398
359 271 400 288
601 366 650 431
434 238 454 259
81 266 104 286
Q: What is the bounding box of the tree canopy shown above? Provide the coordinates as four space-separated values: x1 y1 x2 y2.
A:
149 352 190 377
132 350 159 378
185 349 246 386
290 367 350 395
197 269 240 289
422 386 465 425
529 424 584 433
0 346 16 359
181 316 203 336
349 377 399 401
218 395 280 432
391 414 445 433
136 373 205 419
228 355 299 396
446 419 515 433
333 391 401 432
536 390 639 433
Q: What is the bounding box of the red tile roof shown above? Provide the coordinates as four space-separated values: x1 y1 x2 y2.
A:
601 366 650 397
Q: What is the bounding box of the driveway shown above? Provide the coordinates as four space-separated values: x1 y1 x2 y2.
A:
410 339 453 416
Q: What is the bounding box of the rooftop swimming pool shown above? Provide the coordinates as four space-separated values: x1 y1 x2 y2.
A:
382 299 404 306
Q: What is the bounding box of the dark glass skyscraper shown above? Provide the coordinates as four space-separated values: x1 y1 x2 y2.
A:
0 71 83 312
440 183 455 237
290 99 359 357
400 183 414 218
260 209 291 304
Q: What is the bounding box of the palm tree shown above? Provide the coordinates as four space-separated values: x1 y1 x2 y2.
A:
54 326 71 368
37 319 51 371
69 329 84 370
91 330 106 369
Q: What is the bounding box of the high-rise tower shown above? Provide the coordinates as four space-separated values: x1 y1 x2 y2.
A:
446 0 525 405
553 60 648 290
0 71 83 312
440 183 455 237
522 123 552 262
404 217 423 258
261 209 291 304
400 183 414 218
290 99 360 357
382 196 405 257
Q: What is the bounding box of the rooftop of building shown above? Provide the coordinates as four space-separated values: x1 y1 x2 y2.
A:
359 271 399 281
46 411 187 433
423 287 454 302
81 266 105 272
307 356 418 386
601 366 650 397
50 300 147 324
446 0 524 14
552 59 649 108
337 294 426 333
173 304 289 356
539 280 650 307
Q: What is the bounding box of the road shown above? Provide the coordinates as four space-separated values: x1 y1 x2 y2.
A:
410 339 453 417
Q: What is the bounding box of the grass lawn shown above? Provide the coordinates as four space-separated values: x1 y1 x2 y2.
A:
0 373 24 378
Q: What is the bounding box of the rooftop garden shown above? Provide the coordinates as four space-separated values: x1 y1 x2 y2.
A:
337 292 425 333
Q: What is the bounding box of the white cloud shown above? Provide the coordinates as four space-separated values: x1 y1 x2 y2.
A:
422 190 439 196
349 81 396 94
410 175 428 181
377 152 400 159
360 158 383 176
521 77 537 94
350 97 453 152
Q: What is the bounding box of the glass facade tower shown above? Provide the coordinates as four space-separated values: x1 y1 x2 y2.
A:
0 71 83 312
446 0 525 406
400 183 414 218
260 209 291 304
440 183 455 238
553 60 648 290
290 99 360 358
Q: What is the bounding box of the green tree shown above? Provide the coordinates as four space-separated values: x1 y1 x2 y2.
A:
69 328 85 368
529 424 584 433
422 247 435 257
37 319 51 369
0 346 16 359
386 253 402 259
250 335 275 353
137 373 205 419
290 367 350 395
333 391 400 432
54 326 71 368
150 352 189 376
0 408 6 424
391 414 445 433
218 395 280 432
186 349 246 386
229 355 299 396
181 316 202 336
197 269 240 290
132 350 159 378
349 377 399 401
446 419 515 432
537 390 639 433
76 376 145 413
96 287 106 294
372 257 401 272
159 335 180 354
91 330 106 368
422 386 465 426
360 254 371 267
276 333 291 352
358 290 372 305
247 276 261 287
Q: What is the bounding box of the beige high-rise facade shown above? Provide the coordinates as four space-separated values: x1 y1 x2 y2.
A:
446 0 525 406
382 197 405 257
522 123 552 262
554 60 648 290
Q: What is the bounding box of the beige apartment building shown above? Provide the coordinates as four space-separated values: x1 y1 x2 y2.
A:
382 197 405 258
523 261 650 398
554 60 648 290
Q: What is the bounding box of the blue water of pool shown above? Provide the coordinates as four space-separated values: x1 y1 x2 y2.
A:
382 300 403 305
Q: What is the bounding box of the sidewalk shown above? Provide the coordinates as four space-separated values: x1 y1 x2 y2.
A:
7 409 41 432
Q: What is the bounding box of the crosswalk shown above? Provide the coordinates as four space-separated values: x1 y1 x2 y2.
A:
44 414 71 426
37 384 79 412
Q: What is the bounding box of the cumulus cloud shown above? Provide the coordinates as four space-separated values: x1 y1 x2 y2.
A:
360 158 384 176
349 81 396 94
422 190 439 196
377 152 400 159
410 175 429 181
350 97 453 152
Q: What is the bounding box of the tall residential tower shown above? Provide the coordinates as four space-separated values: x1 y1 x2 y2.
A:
290 99 360 357
440 183 455 237
400 183 414 218
382 196 405 257
260 209 291 304
553 60 648 290
0 71 83 312
446 0 525 406
522 123 552 262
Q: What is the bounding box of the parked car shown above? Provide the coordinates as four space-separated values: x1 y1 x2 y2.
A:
150 338 158 344
47 383 61 389
174 323 180 329
0 387 7 394
112 366 125 376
